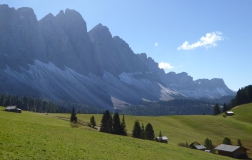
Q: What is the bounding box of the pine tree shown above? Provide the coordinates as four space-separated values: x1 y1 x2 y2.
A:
120 114 127 136
204 138 213 150
100 110 112 133
237 139 242 147
90 116 96 128
213 103 220 115
159 131 162 137
223 137 232 145
140 123 145 139
158 131 162 142
145 123 155 140
70 107 77 123
112 112 121 134
222 103 228 113
132 120 141 138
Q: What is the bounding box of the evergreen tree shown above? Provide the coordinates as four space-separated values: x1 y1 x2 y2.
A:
228 85 252 108
157 131 163 142
112 112 121 134
90 116 96 128
237 139 242 147
100 110 112 133
213 103 220 115
140 123 145 139
132 120 141 138
145 123 155 140
204 138 213 150
222 103 228 113
70 107 77 123
159 131 162 137
120 114 127 136
223 137 232 145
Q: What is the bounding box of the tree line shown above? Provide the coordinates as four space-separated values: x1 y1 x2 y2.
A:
0 93 104 113
213 103 230 115
228 85 252 108
99 110 127 136
132 120 155 140
98 110 156 141
120 99 214 116
0 94 68 113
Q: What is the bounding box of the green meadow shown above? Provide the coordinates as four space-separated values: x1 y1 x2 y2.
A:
1 103 252 159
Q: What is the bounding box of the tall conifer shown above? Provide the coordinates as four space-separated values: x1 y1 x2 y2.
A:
70 107 77 123
145 123 155 140
132 120 141 138
100 110 112 133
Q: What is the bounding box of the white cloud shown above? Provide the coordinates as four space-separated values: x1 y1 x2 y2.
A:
155 42 159 47
177 31 223 50
158 62 174 69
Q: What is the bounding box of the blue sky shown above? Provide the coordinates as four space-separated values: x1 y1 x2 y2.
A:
1 0 252 91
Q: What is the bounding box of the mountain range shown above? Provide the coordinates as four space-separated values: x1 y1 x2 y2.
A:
0 5 235 109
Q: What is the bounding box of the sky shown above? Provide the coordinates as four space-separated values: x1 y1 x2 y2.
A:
1 0 252 91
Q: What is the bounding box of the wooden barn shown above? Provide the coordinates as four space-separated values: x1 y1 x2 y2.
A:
5 106 22 113
215 144 248 159
189 142 206 150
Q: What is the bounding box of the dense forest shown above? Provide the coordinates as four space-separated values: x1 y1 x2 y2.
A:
2 85 251 115
119 99 214 116
228 85 252 108
0 94 104 113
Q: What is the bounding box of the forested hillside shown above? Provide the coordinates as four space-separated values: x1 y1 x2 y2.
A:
229 85 252 108
120 99 214 116
0 94 104 113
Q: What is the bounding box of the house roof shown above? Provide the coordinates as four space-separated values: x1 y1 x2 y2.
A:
5 106 17 110
215 144 240 152
190 141 200 146
226 111 234 114
195 145 206 150
156 136 168 140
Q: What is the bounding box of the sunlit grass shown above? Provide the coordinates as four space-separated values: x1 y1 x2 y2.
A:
1 104 252 159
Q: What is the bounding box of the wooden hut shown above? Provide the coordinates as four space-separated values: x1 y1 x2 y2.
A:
189 142 206 150
215 144 248 158
5 106 22 113
225 111 234 116
155 136 168 143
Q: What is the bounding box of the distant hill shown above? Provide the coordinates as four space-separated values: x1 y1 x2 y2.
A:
230 102 252 124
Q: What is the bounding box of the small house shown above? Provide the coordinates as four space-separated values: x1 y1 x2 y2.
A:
155 136 168 143
5 106 22 113
225 111 234 116
215 144 248 159
189 142 206 150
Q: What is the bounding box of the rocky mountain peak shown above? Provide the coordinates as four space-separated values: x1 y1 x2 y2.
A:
0 6 236 109
16 7 37 24
88 23 112 43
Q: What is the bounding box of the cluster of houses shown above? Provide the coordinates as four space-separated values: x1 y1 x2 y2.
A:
189 141 248 159
188 111 249 158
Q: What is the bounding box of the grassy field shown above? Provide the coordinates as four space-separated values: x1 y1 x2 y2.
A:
1 103 252 159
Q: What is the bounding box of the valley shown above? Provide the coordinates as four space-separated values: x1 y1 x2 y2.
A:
1 103 251 159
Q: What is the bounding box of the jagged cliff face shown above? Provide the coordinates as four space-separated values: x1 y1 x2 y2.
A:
0 5 235 109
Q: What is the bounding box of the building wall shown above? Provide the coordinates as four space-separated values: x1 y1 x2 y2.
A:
233 148 246 158
218 150 233 157
218 149 246 158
